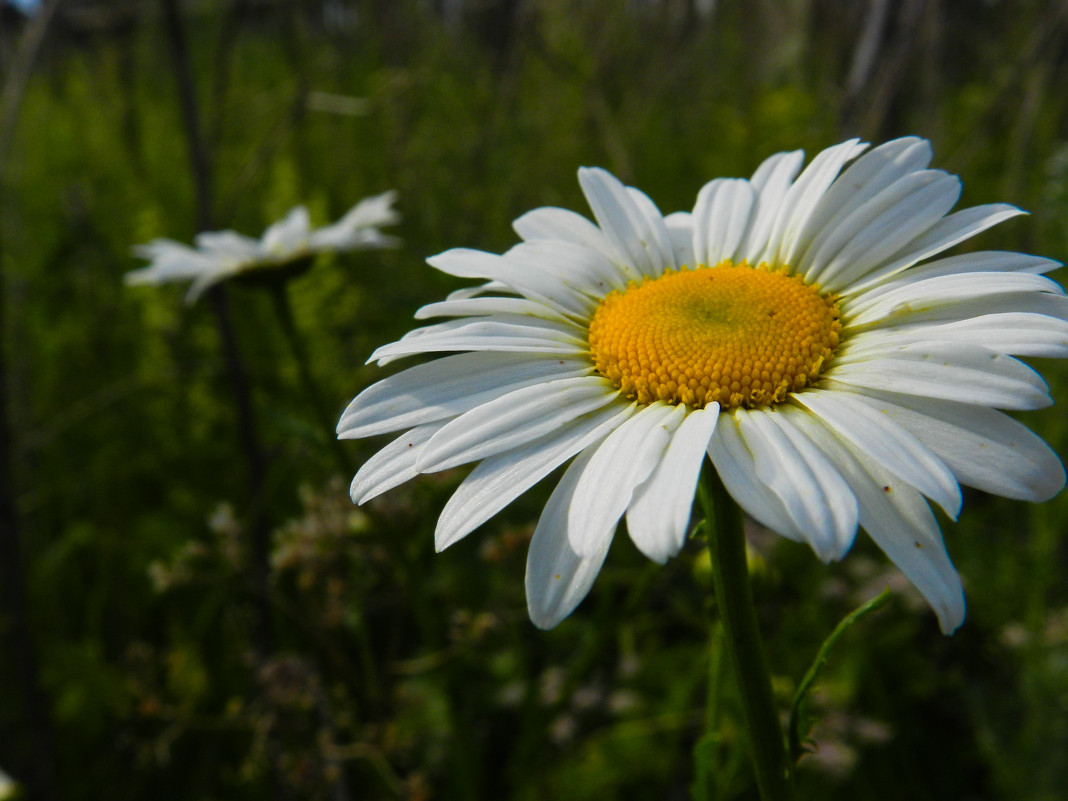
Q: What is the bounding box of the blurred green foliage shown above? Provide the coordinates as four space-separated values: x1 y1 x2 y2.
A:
1 1 1068 799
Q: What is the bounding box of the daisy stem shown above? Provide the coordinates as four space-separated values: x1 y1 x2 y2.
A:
698 468 793 801
268 282 352 475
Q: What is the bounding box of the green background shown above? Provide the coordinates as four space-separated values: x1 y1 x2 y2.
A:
1 1 1067 799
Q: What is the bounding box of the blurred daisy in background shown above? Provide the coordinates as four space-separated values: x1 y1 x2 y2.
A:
337 138 1066 632
126 191 399 303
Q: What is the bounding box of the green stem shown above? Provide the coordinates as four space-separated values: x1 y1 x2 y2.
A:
268 281 352 475
698 467 793 801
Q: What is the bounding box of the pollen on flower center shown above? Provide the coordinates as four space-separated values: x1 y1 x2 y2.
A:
587 261 841 409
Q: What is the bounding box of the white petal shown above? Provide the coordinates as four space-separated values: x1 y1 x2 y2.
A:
845 203 1026 294
578 167 674 278
806 171 961 290
828 342 1052 410
193 230 260 261
127 239 215 283
736 408 859 561
691 179 757 266
627 186 678 276
184 269 234 304
368 318 586 365
567 403 683 557
417 376 620 473
413 296 567 322
844 271 1063 328
435 402 636 551
784 409 965 633
762 139 869 266
525 449 613 629
792 390 961 517
837 385 1066 502
850 251 1062 299
337 352 590 438
445 280 513 301
663 211 696 267
428 247 596 319
308 191 400 250
793 137 934 275
512 206 628 269
349 423 439 504
739 149 806 263
708 414 808 543
844 312 1068 359
626 405 721 563
505 239 628 300
261 206 311 253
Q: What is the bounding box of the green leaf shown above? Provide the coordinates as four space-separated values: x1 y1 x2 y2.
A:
787 588 892 764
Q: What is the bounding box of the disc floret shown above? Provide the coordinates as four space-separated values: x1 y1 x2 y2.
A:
587 261 841 409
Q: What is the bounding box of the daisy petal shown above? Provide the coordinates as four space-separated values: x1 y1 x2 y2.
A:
185 270 232 304
692 179 757 266
663 211 696 266
839 385 1066 502
763 138 868 266
578 167 674 278
308 191 400 250
843 312 1068 359
435 403 636 551
736 408 859 561
126 239 215 282
526 450 612 629
414 296 567 321
445 281 514 301
846 203 1026 294
512 206 625 267
793 390 961 517
626 405 721 563
337 352 591 438
261 206 311 253
368 318 587 365
567 403 683 558
628 186 678 275
429 247 596 318
739 149 805 263
417 376 621 473
193 230 260 261
785 408 965 633
708 413 807 543
795 137 934 275
806 170 961 290
829 342 1051 410
349 424 439 504
844 271 1063 327
505 240 628 298
853 251 1062 296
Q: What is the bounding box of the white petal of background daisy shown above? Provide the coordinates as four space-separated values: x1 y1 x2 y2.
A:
126 191 399 304
338 137 1066 634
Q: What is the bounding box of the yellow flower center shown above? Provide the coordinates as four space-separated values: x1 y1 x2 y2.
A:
587 261 841 409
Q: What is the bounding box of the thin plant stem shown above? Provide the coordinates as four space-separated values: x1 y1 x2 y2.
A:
159 0 275 659
697 467 793 801
268 281 352 475
159 6 287 798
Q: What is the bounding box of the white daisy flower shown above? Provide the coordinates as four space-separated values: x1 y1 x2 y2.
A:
337 138 1067 633
126 191 400 304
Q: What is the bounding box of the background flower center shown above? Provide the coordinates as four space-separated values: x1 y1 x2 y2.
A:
588 261 841 409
